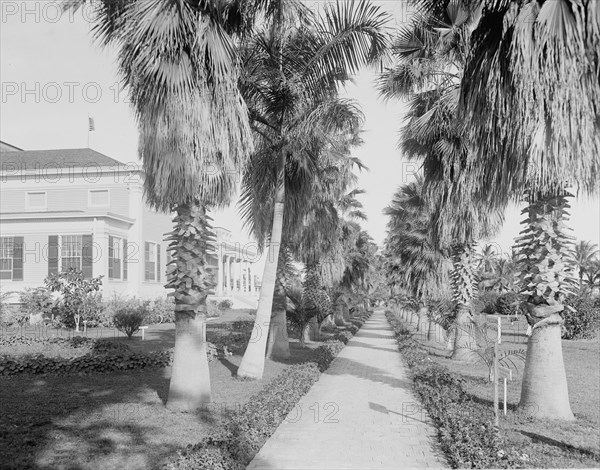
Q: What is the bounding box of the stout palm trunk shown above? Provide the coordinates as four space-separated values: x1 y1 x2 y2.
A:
166 203 213 409
516 193 576 419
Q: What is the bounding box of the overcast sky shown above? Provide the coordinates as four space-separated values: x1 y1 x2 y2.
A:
1 1 598 258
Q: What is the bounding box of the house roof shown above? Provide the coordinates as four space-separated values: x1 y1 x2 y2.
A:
0 141 23 152
0 148 125 170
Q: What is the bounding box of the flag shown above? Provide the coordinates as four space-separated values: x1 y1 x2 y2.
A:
88 117 95 132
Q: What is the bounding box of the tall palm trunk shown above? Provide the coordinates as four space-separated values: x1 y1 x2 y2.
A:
166 203 213 410
266 249 290 359
238 155 285 379
449 243 477 361
515 192 575 419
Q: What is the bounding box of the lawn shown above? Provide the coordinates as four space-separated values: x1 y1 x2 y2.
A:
410 314 600 468
0 309 320 470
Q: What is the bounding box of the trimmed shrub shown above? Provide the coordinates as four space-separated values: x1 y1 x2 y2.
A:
218 299 233 311
563 294 600 340
385 311 528 469
113 305 148 339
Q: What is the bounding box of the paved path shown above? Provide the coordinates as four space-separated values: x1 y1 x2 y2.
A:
247 310 448 470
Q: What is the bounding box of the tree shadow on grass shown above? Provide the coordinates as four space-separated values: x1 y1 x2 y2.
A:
520 430 600 460
0 370 217 470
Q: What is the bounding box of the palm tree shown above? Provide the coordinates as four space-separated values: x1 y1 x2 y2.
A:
573 240 600 290
582 259 600 290
383 178 447 328
236 0 389 379
460 0 600 419
378 0 500 359
69 0 255 410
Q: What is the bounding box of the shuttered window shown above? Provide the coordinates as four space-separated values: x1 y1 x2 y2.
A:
108 236 123 280
47 235 93 279
0 237 22 280
144 241 161 282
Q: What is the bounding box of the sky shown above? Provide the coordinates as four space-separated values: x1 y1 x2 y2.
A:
1 0 598 260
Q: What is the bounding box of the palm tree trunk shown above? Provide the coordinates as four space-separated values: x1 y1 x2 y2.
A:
519 314 574 419
334 303 346 326
417 305 429 335
266 252 290 359
515 192 576 419
238 155 285 379
449 244 477 361
166 203 212 409
451 304 475 361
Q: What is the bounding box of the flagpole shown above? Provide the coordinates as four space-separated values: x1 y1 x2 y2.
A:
87 115 90 148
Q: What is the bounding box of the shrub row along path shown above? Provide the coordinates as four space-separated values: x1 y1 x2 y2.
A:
248 310 448 469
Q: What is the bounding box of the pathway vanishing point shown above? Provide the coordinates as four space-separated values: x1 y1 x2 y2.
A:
247 310 448 470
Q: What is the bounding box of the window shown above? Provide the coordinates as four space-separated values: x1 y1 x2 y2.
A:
144 241 161 282
108 236 123 280
48 235 93 278
0 237 14 279
89 189 109 207
1 237 24 280
26 191 47 210
61 235 83 271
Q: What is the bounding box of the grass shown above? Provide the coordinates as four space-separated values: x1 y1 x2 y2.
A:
406 313 600 468
0 308 338 470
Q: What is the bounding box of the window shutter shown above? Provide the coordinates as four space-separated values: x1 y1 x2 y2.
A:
12 237 23 281
82 234 94 279
157 244 161 282
144 242 150 281
123 239 128 281
48 236 59 276
108 236 114 279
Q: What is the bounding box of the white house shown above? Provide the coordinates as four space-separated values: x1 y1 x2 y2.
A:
0 144 259 302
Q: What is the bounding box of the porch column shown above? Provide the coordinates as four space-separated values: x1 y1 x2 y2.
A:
247 264 252 294
216 253 224 296
224 256 230 293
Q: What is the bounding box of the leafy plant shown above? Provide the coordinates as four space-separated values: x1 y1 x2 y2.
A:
113 305 148 339
217 300 233 311
563 294 600 340
495 292 520 316
44 269 103 330
19 288 55 324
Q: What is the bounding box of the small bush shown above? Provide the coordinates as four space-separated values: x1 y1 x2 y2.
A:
477 291 499 314
113 306 147 339
495 291 520 316
563 294 600 340
19 287 55 324
218 299 233 311
147 297 176 324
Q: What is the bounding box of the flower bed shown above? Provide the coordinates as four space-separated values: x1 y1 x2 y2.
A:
385 310 528 469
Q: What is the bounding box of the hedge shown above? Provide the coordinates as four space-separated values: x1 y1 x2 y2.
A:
0 340 221 377
385 311 529 469
166 311 372 470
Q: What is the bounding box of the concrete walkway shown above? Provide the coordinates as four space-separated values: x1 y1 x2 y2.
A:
247 310 448 470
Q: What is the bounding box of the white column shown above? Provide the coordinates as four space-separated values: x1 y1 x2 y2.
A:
127 181 144 295
237 259 242 292
249 264 254 294
216 253 223 296
224 256 230 293
242 261 247 293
